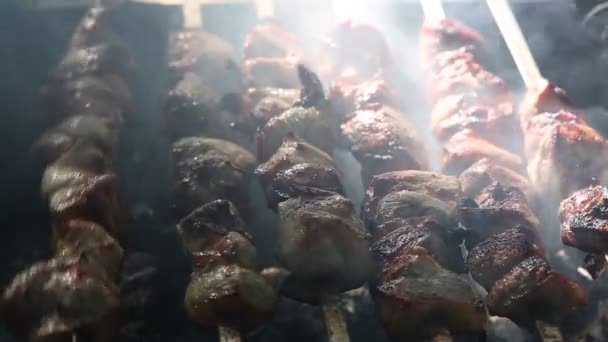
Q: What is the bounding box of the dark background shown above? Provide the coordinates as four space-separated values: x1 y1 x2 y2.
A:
0 1 607 341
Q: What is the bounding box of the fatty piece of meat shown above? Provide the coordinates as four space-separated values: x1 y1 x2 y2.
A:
486 255 587 326
164 72 254 145
168 30 243 96
171 137 256 219
2 256 120 342
374 190 457 234
243 21 305 60
176 199 250 255
341 106 429 185
431 93 518 146
372 218 465 278
276 191 373 303
559 185 608 253
255 134 340 208
319 21 392 84
374 248 485 341
459 182 539 247
190 231 259 273
459 158 530 199
53 219 124 278
362 170 461 228
184 265 277 332
244 57 300 89
525 114 608 200
466 226 543 290
42 74 132 122
419 19 483 66
442 129 523 176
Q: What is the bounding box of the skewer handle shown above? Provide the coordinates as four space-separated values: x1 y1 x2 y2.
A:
419 0 446 23
183 0 202 29
485 0 544 89
219 326 241 342
321 295 350 342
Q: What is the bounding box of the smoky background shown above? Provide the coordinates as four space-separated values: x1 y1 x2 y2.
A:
0 0 607 341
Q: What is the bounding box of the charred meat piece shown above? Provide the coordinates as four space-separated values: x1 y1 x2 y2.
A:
459 182 539 247
521 110 585 159
419 18 483 65
525 112 608 200
178 201 278 332
319 21 392 84
255 134 342 209
466 226 543 290
374 248 485 341
248 87 300 125
431 93 518 145
3 256 120 342
459 158 530 199
171 137 256 219
257 65 336 162
164 72 254 145
372 218 465 277
276 190 373 303
519 81 576 123
559 185 608 253
441 129 523 176
341 106 428 185
243 21 305 60
52 43 132 81
486 255 588 326
362 170 460 230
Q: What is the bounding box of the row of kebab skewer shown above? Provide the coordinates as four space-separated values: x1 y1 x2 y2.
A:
3 3 608 341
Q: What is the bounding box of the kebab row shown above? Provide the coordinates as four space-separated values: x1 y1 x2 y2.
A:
2 6 132 341
164 27 279 339
419 16 588 333
319 22 486 340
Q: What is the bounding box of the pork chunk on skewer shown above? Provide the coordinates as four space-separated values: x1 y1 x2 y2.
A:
559 185 608 254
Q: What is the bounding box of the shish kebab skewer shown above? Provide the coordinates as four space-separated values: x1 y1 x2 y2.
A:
2 5 132 342
485 0 608 277
162 1 281 342
420 0 588 340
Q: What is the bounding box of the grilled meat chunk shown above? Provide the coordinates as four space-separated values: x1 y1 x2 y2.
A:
341 106 428 185
466 226 543 290
374 190 457 234
244 57 300 89
164 72 254 145
525 112 608 200
168 30 242 95
257 65 336 161
276 191 373 303
442 129 523 176
559 185 608 253
178 201 278 331
362 170 460 230
329 80 400 121
171 137 256 219
431 93 518 145
372 218 465 277
243 21 305 60
319 21 392 84
374 248 485 341
255 134 342 209
459 182 539 247
3 256 120 342
248 87 300 125
519 81 576 123
486 255 587 326
459 158 530 199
